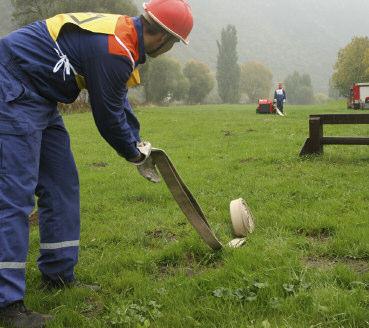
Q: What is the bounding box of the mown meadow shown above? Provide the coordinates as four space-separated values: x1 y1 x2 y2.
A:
25 101 369 327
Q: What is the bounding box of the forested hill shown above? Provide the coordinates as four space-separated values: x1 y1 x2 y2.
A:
134 0 369 92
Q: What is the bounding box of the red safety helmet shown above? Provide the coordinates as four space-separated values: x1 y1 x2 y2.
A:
143 0 193 45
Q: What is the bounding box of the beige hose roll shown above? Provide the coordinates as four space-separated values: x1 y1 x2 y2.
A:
151 149 255 250
230 198 255 237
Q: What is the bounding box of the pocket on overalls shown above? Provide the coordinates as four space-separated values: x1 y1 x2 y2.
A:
0 119 30 175
0 64 26 104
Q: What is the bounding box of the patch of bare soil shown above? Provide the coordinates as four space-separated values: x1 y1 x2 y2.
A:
304 257 335 270
239 158 257 164
222 130 233 137
304 256 369 274
343 258 369 274
145 229 177 242
90 162 108 168
79 296 104 317
29 211 38 226
157 252 223 278
296 227 335 242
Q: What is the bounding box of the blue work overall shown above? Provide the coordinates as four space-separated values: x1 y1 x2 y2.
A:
0 14 144 307
0 62 80 307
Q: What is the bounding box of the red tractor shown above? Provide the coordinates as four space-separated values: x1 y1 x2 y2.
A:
347 83 369 109
256 99 276 114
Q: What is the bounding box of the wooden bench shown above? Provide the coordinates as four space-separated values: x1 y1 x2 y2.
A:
299 114 369 156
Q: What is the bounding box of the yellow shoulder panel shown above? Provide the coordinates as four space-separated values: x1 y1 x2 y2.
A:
127 69 141 88
46 13 120 41
45 13 141 90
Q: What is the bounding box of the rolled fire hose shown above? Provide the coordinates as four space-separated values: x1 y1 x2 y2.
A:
151 149 255 250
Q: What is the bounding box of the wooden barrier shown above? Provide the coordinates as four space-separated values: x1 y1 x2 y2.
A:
299 114 369 156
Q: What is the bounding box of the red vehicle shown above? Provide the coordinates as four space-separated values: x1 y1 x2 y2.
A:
256 99 276 114
347 83 369 109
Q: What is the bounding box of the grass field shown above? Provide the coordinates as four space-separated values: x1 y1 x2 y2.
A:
25 101 369 328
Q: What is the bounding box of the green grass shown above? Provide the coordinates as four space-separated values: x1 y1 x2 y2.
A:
25 101 369 328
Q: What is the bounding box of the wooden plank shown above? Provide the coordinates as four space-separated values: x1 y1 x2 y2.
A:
300 117 323 156
300 113 369 156
309 117 323 154
322 137 369 145
310 114 369 124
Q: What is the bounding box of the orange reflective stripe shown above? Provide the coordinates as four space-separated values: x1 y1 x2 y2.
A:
110 16 139 63
46 13 141 89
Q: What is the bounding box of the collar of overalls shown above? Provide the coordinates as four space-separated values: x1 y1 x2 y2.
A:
132 16 146 66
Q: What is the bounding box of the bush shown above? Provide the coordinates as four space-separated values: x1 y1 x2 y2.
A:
285 72 315 104
183 61 214 104
141 56 189 105
240 61 273 103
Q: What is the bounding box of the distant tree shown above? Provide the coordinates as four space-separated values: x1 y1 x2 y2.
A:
314 92 329 104
332 36 369 96
328 78 340 99
11 0 137 27
183 61 214 104
285 71 314 104
216 25 240 103
142 56 189 104
240 61 273 103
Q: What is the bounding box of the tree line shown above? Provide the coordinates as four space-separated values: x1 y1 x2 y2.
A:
216 24 315 105
139 24 316 105
331 36 369 96
10 0 319 105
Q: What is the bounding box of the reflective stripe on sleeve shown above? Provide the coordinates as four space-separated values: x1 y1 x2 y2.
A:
0 262 26 269
114 35 135 68
40 240 80 250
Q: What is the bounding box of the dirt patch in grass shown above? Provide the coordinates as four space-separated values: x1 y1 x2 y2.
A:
157 252 223 278
29 211 38 226
304 256 369 273
296 227 335 242
127 195 162 203
145 229 177 242
222 130 233 137
239 158 257 164
344 258 369 274
79 296 104 317
90 162 109 168
133 196 147 203
304 257 335 270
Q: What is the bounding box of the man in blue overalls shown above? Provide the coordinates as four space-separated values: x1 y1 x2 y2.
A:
274 82 287 113
0 1 193 327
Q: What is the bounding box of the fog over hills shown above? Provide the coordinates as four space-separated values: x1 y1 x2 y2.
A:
2 0 369 93
135 0 369 92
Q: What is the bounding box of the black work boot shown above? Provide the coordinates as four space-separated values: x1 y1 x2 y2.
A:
0 301 52 328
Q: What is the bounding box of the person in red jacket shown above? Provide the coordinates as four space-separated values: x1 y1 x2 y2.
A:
0 1 193 327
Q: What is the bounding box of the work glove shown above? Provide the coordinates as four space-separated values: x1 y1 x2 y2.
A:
283 99 286 103
137 156 161 183
131 141 161 183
